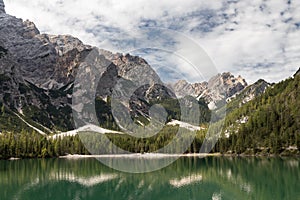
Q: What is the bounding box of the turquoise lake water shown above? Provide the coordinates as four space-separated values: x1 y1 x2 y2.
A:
0 156 299 200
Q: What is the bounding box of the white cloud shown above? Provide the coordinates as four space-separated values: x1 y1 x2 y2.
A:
3 0 300 84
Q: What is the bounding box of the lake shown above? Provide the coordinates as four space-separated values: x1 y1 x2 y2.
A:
0 156 299 200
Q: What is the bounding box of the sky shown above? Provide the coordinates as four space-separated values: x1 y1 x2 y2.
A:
4 0 300 84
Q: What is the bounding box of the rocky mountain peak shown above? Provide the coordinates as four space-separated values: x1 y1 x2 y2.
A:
227 79 270 104
0 7 93 89
172 80 189 89
22 20 40 38
98 49 160 85
170 80 207 98
48 34 91 55
208 72 246 88
0 0 5 14
171 72 248 108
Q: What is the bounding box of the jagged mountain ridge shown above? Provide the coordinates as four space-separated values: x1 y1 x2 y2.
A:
0 0 257 133
228 79 270 103
224 79 270 115
170 72 248 109
0 11 92 89
0 1 178 132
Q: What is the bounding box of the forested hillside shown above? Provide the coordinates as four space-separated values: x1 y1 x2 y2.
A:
215 72 300 155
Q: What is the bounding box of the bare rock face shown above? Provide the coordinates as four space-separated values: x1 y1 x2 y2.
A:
0 0 5 14
0 8 93 90
207 72 247 102
0 0 175 131
171 80 207 98
234 79 270 104
0 3 96 130
171 72 248 106
99 49 161 85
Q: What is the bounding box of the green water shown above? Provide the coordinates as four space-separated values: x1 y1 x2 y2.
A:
0 157 299 200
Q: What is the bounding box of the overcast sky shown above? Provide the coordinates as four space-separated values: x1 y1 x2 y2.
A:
4 0 300 84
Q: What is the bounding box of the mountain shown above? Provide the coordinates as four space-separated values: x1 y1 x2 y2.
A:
0 0 209 134
227 79 270 103
219 69 300 155
0 3 90 131
225 79 270 113
0 0 299 158
170 72 247 109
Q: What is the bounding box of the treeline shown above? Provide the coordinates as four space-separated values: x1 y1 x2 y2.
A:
105 126 206 154
0 131 89 159
0 125 299 160
0 126 208 159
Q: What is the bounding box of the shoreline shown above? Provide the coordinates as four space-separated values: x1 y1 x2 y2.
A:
59 153 223 159
3 152 299 161
58 152 300 159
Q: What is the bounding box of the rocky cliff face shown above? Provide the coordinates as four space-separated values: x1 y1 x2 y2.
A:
237 79 270 104
0 0 176 132
224 79 270 114
171 72 248 108
170 80 207 98
0 1 96 131
0 11 92 89
0 0 5 14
